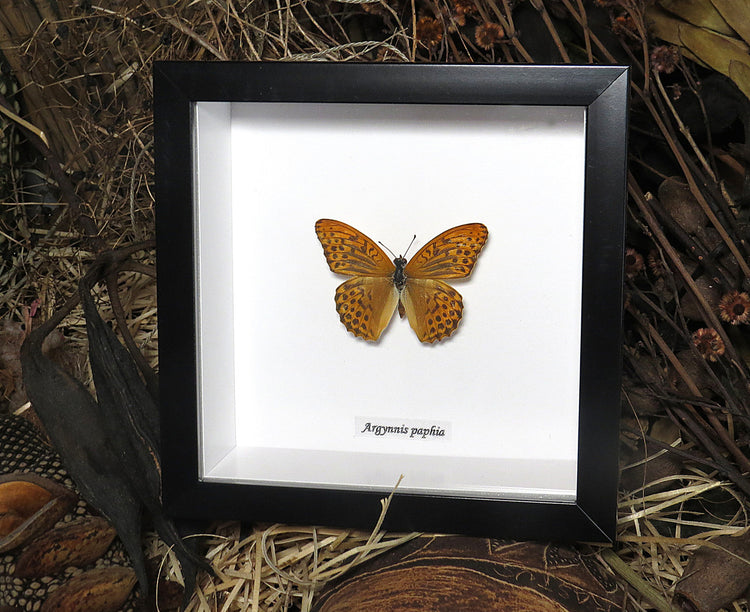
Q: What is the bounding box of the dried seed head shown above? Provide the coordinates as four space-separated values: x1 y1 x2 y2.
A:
612 14 638 38
692 328 725 362
451 0 477 26
625 248 644 279
416 17 443 49
647 249 667 277
719 290 750 325
475 22 505 50
650 45 679 74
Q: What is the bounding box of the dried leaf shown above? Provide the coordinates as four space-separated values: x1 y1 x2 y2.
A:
21 249 212 607
710 0 750 46
728 59 750 101
658 0 734 36
80 271 211 599
14 516 116 578
0 473 77 553
645 6 713 67
41 567 137 612
658 177 707 234
677 22 750 92
20 320 151 596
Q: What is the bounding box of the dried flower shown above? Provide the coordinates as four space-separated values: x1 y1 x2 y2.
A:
718 290 750 325
624 248 644 279
692 328 725 362
416 16 443 49
475 22 504 50
451 0 477 26
647 250 667 277
362 2 386 15
650 45 679 74
612 14 638 38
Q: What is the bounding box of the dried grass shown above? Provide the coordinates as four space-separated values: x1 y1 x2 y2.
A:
0 1 749 610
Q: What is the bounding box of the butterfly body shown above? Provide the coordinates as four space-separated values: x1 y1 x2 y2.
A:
392 256 408 293
315 219 488 343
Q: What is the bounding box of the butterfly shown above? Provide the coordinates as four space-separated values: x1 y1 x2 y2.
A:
315 219 488 343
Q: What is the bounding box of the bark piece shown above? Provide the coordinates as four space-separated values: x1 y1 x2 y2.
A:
675 532 750 612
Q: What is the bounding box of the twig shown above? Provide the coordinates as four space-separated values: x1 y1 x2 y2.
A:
528 0 570 62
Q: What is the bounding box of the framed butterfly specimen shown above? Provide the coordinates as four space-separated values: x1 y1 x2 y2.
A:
155 62 628 543
314 219 489 343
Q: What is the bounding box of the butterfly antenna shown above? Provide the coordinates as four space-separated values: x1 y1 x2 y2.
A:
378 240 397 259
403 234 417 258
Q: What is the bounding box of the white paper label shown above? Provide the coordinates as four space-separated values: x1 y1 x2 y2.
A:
355 417 451 441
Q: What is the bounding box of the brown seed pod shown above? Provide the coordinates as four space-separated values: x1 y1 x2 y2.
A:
41 567 137 612
14 516 116 578
0 473 77 553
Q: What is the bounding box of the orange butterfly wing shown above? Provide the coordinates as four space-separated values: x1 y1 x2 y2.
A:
401 223 488 343
403 223 489 279
400 278 464 343
315 219 395 277
315 219 398 341
334 277 399 341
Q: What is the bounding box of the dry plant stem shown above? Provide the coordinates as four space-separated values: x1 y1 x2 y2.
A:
529 0 569 62
31 241 156 338
636 94 750 279
410 0 417 61
497 0 533 62
600 549 682 612
0 93 102 248
631 308 750 477
629 178 745 372
557 0 618 63
118 262 156 278
621 3 650 94
162 13 229 60
574 0 593 63
0 7 84 169
646 199 734 289
621 424 724 473
649 77 743 244
653 72 716 182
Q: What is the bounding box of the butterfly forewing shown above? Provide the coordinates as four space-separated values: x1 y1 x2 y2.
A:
315 219 395 277
335 277 399 341
403 223 488 279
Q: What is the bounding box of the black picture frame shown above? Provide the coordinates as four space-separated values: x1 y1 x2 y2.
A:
154 62 628 543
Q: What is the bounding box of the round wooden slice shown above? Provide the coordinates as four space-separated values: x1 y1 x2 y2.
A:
313 536 622 612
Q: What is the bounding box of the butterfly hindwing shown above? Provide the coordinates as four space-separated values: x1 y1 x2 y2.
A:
335 276 399 341
403 223 488 279
401 279 464 343
315 219 395 277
